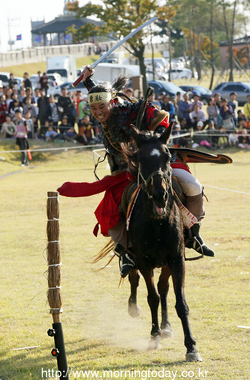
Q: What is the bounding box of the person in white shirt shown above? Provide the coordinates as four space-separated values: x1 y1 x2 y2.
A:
190 104 207 128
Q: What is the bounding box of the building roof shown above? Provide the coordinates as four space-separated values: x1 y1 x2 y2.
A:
31 15 103 34
220 35 250 46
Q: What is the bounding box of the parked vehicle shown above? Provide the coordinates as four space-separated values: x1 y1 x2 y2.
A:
0 72 10 86
146 70 168 81
167 68 198 80
87 63 140 82
147 80 185 99
212 82 250 106
46 55 77 82
179 84 212 104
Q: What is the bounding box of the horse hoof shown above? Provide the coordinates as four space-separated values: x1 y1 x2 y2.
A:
128 305 141 318
161 328 173 339
148 336 161 350
186 352 203 362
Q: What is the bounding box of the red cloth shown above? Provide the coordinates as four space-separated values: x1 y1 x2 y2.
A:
57 171 134 236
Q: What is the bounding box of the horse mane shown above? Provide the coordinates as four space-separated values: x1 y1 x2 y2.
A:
121 129 160 176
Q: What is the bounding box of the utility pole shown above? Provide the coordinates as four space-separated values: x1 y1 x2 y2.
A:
7 13 20 51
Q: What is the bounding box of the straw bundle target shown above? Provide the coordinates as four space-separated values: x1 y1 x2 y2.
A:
47 191 62 324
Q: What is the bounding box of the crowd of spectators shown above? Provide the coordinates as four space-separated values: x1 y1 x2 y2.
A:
0 71 98 149
144 88 250 150
1 71 250 165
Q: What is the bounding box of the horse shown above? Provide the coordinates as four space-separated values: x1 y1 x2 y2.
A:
121 126 202 362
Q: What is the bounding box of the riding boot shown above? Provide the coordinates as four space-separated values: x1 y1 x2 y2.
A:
186 222 215 257
114 243 136 278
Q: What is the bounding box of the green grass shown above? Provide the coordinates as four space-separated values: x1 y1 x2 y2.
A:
0 142 250 379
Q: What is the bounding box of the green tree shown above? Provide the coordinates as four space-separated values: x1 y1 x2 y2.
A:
66 0 176 95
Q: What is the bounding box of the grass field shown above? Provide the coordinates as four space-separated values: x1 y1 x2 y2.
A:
0 140 249 380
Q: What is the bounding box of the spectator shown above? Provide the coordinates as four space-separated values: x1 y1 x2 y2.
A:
176 91 183 120
238 128 250 149
192 121 209 149
40 72 49 96
178 118 187 133
214 92 221 108
236 110 246 130
179 93 192 126
219 98 234 130
45 126 62 142
10 99 23 119
78 114 94 144
205 120 218 150
245 116 250 130
24 111 34 139
78 95 91 121
190 104 207 128
228 130 239 147
148 91 161 109
33 88 40 118
8 92 21 114
0 114 16 138
23 72 32 89
59 115 76 141
23 97 37 119
172 123 182 147
190 91 204 110
47 95 60 128
18 88 26 104
74 90 83 120
57 87 74 125
22 87 35 107
0 95 8 127
8 73 17 90
243 94 250 119
217 125 228 149
206 97 219 128
37 88 50 137
160 95 175 118
15 109 29 166
5 88 13 109
228 92 238 126
35 71 42 89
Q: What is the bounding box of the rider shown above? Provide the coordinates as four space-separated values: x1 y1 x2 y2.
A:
77 67 215 277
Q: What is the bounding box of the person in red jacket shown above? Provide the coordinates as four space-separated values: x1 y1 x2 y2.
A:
58 66 214 278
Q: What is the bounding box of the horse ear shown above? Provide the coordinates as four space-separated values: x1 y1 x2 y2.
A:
159 122 174 145
131 126 141 145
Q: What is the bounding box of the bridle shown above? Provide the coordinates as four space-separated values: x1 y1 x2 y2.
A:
138 163 172 200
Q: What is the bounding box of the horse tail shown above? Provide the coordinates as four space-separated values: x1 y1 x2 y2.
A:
92 238 115 269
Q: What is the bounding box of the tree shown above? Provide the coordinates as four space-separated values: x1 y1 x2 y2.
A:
221 0 237 81
66 0 176 96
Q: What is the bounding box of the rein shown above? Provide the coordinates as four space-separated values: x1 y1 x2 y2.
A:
138 164 172 199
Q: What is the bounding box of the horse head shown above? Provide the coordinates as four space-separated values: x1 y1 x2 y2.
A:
131 126 173 217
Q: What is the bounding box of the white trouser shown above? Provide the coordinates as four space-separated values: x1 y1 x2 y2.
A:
172 168 202 197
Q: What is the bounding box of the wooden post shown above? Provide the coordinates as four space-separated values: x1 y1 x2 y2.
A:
47 191 68 380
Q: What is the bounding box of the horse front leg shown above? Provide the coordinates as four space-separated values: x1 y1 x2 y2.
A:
128 269 141 318
141 268 161 349
170 256 202 362
157 266 173 338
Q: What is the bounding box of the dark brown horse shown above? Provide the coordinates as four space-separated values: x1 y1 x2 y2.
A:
122 126 202 361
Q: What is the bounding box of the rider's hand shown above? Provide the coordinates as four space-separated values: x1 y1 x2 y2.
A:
81 66 94 82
